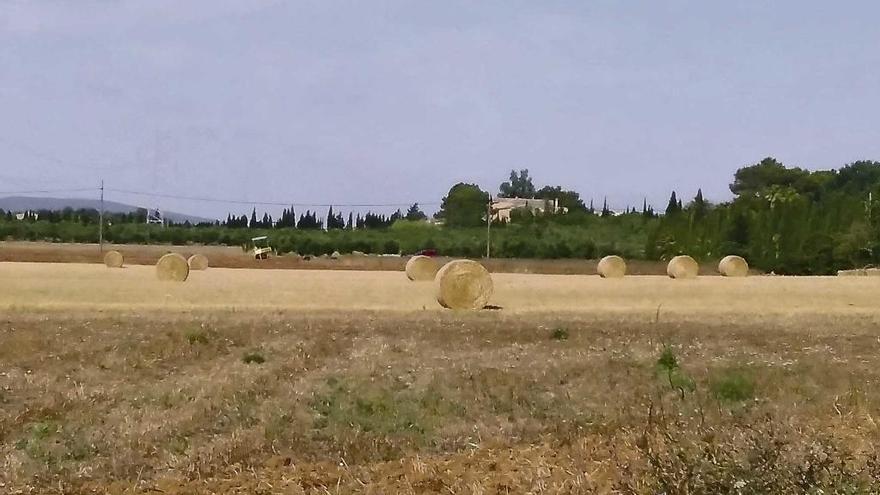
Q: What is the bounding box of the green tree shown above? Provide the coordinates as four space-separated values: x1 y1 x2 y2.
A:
830 160 880 194
499 169 536 198
298 210 322 230
535 186 586 211
405 203 427 221
730 157 819 197
691 188 708 219
436 183 490 227
601 197 611 217
665 191 681 216
327 206 346 229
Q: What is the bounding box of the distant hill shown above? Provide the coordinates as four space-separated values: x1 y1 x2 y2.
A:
0 196 216 224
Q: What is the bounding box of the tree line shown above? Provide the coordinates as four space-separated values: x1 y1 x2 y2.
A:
649 158 880 274
3 157 880 274
221 203 428 230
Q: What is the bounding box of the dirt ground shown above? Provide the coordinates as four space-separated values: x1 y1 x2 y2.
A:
0 241 715 275
1 262 879 493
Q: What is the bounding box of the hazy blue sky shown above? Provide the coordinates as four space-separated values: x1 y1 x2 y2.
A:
1 1 879 218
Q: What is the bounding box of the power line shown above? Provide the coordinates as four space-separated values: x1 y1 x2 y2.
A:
105 187 439 208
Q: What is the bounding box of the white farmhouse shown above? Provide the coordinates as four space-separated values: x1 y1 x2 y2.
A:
490 197 567 223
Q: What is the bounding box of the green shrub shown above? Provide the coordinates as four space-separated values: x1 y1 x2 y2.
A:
242 352 266 365
656 346 696 395
185 330 209 345
710 367 756 403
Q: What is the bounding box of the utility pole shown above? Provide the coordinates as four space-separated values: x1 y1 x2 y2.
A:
99 180 104 253
486 199 492 258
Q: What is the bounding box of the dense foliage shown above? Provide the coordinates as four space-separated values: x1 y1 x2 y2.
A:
3 157 880 274
649 158 880 274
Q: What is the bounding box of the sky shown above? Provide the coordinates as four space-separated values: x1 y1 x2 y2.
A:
1 1 879 219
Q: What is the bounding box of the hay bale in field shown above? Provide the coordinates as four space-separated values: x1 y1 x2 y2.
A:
156 253 190 282
352 250 366 257
435 259 494 310
718 255 749 277
187 254 209 271
597 255 627 278
667 255 699 279
330 251 341 260
405 255 440 281
103 250 124 268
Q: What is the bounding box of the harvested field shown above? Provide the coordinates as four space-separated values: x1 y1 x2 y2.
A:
1 262 880 493
0 262 873 316
0 241 717 275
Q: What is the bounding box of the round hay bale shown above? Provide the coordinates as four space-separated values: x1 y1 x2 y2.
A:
405 255 440 281
667 255 699 279
103 250 124 268
187 254 209 271
597 255 627 278
156 253 190 282
718 255 748 277
435 259 493 310
330 251 341 260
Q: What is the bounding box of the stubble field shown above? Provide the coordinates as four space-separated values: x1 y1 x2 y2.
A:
2 262 880 493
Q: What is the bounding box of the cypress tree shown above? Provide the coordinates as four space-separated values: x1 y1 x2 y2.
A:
666 192 680 216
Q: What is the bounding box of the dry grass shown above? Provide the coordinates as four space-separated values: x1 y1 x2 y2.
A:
1 263 880 493
0 262 878 317
1 310 879 493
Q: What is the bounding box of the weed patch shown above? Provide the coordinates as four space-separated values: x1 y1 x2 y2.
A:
242 351 266 364
311 377 463 441
185 330 210 345
655 346 696 396
710 366 756 403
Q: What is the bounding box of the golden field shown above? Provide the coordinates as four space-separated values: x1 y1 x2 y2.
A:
0 261 876 317
2 261 880 494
